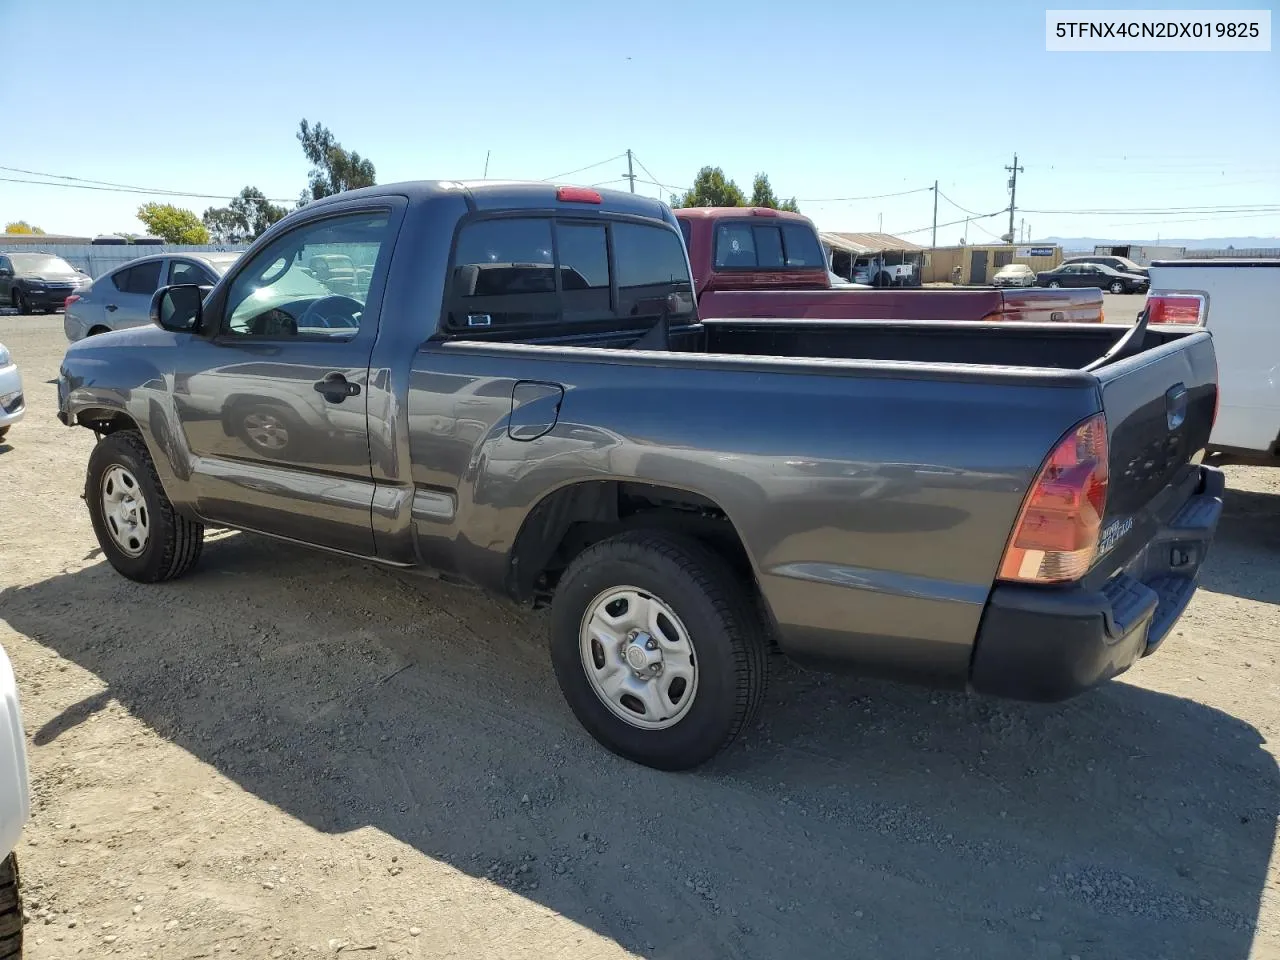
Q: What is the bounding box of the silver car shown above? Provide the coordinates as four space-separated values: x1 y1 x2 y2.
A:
64 252 242 342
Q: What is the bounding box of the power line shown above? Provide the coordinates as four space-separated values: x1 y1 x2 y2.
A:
890 210 1006 237
936 188 985 217
797 185 934 203
540 154 626 182
0 165 295 203
0 175 293 203
629 155 668 199
1020 203 1280 215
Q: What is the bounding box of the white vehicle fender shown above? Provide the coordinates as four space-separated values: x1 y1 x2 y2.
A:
0 643 30 858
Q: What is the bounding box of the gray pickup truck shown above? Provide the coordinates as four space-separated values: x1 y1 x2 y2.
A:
58 181 1224 770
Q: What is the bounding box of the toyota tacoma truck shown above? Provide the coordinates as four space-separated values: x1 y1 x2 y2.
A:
676 207 1104 323
1 642 30 958
58 181 1222 770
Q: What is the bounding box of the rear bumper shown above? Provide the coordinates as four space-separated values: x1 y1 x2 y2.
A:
21 287 74 310
969 464 1225 702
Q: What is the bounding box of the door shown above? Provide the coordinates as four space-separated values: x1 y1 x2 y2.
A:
993 250 1013 269
103 258 164 330
170 206 399 556
969 250 988 285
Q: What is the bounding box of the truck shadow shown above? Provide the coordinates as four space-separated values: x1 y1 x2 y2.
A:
1198 487 1280 605
2 534 1275 960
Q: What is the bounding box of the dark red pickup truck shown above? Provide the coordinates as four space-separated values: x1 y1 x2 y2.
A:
676 207 1104 324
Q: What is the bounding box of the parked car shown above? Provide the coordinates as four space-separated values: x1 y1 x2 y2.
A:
1062 255 1150 279
1037 262 1150 295
1147 258 1280 465
676 208 1104 323
1 641 31 958
0 252 89 314
0 342 24 443
64 252 242 341
991 263 1036 288
59 180 1223 771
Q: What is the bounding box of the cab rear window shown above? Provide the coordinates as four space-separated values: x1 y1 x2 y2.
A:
447 216 692 334
713 221 825 270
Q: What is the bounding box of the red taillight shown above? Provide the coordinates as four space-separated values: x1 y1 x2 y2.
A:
999 413 1109 584
556 186 602 204
64 294 81 309
1147 293 1206 326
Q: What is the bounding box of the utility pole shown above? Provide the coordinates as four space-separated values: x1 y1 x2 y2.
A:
624 149 637 193
878 211 883 233
1019 217 1025 243
931 180 938 248
1005 152 1024 244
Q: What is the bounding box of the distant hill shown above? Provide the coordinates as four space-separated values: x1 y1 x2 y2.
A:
1040 236 1280 251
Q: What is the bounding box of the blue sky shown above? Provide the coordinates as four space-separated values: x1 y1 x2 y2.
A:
1 0 1276 242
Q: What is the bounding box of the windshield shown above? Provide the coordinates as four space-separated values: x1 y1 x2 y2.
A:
10 254 77 275
203 253 243 277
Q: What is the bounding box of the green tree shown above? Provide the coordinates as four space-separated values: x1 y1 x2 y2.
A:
202 185 285 241
136 204 210 244
202 186 287 243
750 173 800 212
297 119 376 205
4 221 44 235
673 166 746 208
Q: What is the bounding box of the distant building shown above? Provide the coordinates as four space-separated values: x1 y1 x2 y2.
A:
923 243 1062 285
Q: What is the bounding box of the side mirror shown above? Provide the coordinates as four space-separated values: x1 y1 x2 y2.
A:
151 284 206 334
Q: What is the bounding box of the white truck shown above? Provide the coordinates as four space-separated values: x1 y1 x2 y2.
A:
0 643 29 958
1148 258 1280 463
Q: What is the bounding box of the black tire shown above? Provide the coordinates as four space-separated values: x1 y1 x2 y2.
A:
11 291 25 315
0 853 22 960
1109 280 1125 294
0 427 8 443
1048 280 1061 288
85 430 204 583
550 530 769 770
86 325 110 337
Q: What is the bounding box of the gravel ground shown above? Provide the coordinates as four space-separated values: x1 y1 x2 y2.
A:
1 314 1278 960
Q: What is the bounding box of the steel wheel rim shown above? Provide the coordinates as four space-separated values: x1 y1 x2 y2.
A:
1110 281 1124 294
101 464 150 557
579 585 699 730
243 412 289 450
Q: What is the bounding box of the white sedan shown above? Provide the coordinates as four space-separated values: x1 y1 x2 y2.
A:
0 642 31 953
992 263 1037 288
0 342 24 443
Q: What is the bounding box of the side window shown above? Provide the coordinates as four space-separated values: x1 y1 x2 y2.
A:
677 219 692 250
612 222 694 319
448 218 558 330
780 224 824 267
555 223 610 316
752 226 784 268
114 261 162 295
0 257 10 273
169 260 213 286
714 223 757 268
223 211 390 340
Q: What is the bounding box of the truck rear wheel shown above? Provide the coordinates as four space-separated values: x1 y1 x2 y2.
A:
549 531 769 770
0 853 22 960
85 431 204 583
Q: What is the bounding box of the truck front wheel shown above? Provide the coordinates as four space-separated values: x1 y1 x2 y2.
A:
0 853 22 960
85 431 204 583
550 531 769 770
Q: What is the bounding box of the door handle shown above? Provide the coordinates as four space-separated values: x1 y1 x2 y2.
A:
313 373 361 403
105 304 118 312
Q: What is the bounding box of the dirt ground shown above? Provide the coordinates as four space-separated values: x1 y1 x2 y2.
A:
1 313 1278 960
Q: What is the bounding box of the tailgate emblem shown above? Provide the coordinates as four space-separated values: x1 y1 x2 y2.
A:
1099 516 1134 557
1166 383 1188 431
